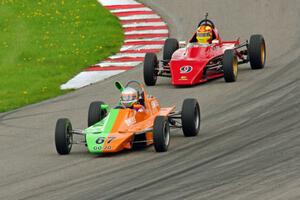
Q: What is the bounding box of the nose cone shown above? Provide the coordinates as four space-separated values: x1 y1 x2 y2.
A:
85 108 136 153
170 46 213 85
86 132 133 154
170 60 206 85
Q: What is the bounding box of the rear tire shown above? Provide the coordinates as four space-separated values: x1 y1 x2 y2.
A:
153 116 170 152
249 34 266 69
55 118 73 155
88 101 107 127
143 53 158 86
223 50 238 82
181 99 201 137
163 38 179 61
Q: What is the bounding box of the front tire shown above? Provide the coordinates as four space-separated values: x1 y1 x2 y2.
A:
55 118 73 155
143 53 158 86
223 50 238 82
88 101 107 127
181 98 201 137
249 34 266 69
163 38 179 61
153 116 170 152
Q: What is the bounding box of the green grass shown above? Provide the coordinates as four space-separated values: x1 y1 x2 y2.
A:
0 0 124 112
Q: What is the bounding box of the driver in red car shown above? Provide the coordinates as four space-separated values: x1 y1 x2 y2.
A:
196 25 213 45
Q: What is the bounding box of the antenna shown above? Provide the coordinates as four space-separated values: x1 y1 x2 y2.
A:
205 13 208 25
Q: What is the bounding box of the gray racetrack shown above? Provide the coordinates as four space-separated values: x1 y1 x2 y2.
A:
1 0 300 199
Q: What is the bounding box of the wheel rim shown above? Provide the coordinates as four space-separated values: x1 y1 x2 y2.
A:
233 56 238 78
153 61 158 81
66 125 73 150
164 122 170 146
194 105 200 130
261 42 265 65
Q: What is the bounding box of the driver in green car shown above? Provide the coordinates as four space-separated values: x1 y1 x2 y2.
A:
120 87 145 112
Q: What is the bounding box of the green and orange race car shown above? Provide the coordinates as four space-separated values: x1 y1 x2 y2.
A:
55 80 201 155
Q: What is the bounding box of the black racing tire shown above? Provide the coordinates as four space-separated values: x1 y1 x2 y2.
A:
88 101 107 127
55 118 73 155
153 116 170 152
181 98 201 137
223 49 238 82
249 34 266 69
143 53 158 86
163 38 179 61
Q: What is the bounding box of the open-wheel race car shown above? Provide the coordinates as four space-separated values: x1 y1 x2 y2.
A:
55 81 201 155
143 13 266 86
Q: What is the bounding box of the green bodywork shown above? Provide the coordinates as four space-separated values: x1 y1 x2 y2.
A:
85 108 119 153
84 82 126 153
115 81 124 92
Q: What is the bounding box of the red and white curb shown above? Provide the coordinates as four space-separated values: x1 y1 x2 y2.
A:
60 0 169 90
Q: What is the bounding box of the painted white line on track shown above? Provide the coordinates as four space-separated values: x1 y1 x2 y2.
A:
122 22 166 28
96 61 141 67
61 70 125 90
125 29 168 35
98 0 140 6
111 7 152 13
124 38 166 42
120 45 163 51
109 53 146 59
119 14 160 20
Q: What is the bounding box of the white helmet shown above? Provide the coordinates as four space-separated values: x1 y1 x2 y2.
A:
120 87 138 107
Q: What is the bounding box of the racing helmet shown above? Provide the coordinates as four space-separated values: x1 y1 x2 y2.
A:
120 87 138 108
196 25 213 44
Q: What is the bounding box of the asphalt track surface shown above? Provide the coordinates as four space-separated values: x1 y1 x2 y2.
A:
0 0 300 199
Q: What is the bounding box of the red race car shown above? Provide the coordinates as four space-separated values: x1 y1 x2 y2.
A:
143 14 266 86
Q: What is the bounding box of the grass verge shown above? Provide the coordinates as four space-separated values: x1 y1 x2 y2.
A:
0 0 124 112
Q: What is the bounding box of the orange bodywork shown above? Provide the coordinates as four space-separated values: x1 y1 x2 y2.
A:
85 84 175 154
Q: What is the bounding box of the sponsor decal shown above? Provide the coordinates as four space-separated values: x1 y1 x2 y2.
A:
93 146 112 151
104 146 112 150
151 100 159 108
125 117 136 126
180 65 193 73
179 76 188 80
93 146 102 150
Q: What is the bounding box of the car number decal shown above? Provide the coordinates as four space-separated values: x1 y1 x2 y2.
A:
96 136 115 144
180 66 193 73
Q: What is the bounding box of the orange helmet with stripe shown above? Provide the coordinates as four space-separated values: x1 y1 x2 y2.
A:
196 25 213 44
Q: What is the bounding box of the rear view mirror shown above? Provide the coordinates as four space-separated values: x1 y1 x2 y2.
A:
212 39 219 44
115 81 124 92
100 104 109 111
179 41 187 47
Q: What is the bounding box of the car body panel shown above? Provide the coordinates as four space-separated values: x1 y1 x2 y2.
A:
170 41 238 86
85 96 175 154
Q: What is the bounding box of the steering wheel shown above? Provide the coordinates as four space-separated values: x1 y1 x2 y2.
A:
197 19 215 29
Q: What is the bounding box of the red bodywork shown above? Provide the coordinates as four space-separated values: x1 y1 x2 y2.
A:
170 29 239 86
